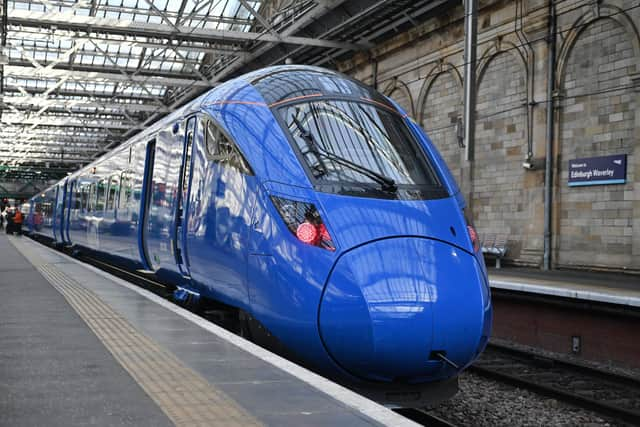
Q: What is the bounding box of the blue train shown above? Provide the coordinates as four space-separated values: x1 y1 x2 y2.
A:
27 65 492 405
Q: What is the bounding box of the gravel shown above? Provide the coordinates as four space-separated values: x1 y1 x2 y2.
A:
428 371 626 426
490 337 640 381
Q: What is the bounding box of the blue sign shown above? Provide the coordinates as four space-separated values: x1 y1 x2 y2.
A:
568 154 627 187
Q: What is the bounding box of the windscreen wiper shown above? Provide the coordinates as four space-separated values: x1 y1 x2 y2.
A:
291 116 398 192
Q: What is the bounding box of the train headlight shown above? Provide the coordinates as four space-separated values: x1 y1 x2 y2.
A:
270 196 335 251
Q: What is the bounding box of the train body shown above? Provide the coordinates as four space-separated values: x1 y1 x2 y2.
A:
27 66 492 405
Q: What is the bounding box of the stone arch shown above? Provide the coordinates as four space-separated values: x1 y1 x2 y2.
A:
417 61 463 118
556 7 639 270
557 3 640 88
476 40 529 91
418 62 464 182
382 77 415 118
472 48 531 260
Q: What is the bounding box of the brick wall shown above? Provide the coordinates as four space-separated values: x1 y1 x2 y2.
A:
342 0 639 272
473 52 532 259
421 71 463 183
557 16 638 269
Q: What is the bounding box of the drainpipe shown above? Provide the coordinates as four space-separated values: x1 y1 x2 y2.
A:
543 0 556 270
463 0 478 162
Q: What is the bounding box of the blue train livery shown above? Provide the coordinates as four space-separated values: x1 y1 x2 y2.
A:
27 65 492 406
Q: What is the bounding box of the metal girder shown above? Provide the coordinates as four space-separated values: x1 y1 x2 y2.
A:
2 85 166 103
8 10 369 50
116 0 352 149
3 65 209 87
1 95 168 113
0 127 117 138
0 155 91 164
7 59 212 82
307 0 452 68
0 149 101 157
0 142 105 151
8 28 246 56
0 135 116 145
264 0 396 67
1 115 132 130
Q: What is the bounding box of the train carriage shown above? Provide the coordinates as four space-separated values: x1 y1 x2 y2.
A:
28 65 492 405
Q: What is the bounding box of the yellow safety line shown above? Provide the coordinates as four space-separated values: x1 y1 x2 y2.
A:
10 238 262 427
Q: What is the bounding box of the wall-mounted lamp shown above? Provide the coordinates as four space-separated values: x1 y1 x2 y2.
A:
522 157 546 171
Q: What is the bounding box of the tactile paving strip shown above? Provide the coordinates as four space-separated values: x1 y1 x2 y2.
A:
10 238 262 427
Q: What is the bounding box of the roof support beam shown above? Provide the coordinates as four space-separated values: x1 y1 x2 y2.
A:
8 10 368 50
0 155 93 164
8 28 246 56
4 65 209 87
1 115 132 130
116 0 352 149
0 141 107 150
1 95 169 113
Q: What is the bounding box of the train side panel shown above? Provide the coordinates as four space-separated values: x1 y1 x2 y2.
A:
183 113 257 310
30 187 57 241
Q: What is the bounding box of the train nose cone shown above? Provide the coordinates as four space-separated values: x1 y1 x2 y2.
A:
318 238 489 382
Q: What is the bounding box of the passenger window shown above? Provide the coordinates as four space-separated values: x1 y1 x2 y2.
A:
106 175 119 210
96 179 107 211
74 185 82 210
119 171 132 209
88 183 97 212
205 120 252 174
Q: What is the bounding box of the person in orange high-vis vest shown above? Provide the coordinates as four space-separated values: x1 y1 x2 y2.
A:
13 208 23 236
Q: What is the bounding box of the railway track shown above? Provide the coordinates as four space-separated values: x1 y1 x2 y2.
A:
471 343 640 425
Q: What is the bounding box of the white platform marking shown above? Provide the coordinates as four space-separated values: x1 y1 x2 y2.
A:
25 239 419 427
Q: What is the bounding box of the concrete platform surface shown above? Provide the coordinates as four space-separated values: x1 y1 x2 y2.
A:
489 266 640 307
0 234 417 427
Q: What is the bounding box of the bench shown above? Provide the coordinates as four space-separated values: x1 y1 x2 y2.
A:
481 233 508 268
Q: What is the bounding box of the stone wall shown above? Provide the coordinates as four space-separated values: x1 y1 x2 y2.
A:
340 0 640 272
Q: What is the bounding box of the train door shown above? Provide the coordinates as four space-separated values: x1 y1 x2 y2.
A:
63 179 74 244
52 185 59 239
185 117 257 308
173 116 196 277
53 182 66 243
138 139 156 271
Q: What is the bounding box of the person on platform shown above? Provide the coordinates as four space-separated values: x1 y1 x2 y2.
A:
13 207 23 236
5 207 14 234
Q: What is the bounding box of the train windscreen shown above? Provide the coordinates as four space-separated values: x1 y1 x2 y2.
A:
278 99 447 200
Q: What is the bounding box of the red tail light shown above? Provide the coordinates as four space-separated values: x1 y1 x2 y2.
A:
296 222 319 244
463 208 480 253
271 196 335 251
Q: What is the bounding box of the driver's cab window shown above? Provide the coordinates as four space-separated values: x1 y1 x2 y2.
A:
204 119 252 175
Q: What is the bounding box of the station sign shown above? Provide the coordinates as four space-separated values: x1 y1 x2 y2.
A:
568 154 626 187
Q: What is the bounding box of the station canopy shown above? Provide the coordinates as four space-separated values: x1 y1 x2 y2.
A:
0 0 451 181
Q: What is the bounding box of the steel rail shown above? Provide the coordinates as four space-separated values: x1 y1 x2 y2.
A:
471 343 640 425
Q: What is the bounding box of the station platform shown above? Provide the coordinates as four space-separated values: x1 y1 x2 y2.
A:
489 266 640 308
0 234 416 427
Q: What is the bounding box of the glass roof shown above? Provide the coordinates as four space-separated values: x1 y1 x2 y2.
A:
0 0 385 178
1 0 271 169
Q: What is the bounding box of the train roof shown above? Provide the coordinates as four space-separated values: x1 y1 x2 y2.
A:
203 65 394 109
39 65 397 193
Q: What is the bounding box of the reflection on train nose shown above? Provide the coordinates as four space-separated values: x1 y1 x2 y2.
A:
319 237 484 382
